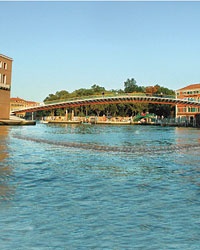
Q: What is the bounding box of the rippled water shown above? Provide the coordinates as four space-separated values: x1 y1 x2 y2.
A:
0 124 200 249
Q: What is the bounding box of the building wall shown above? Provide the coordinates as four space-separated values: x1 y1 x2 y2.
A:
0 54 13 119
10 97 40 117
176 83 200 119
0 90 11 119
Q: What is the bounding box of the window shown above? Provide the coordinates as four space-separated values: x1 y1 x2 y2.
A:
3 63 7 69
0 61 2 68
0 73 1 83
191 108 196 112
2 74 6 84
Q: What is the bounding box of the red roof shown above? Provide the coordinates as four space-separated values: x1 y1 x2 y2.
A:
10 97 38 105
178 83 200 91
10 97 26 102
26 101 38 105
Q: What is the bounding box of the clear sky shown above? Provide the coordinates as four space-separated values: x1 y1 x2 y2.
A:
1 1 200 102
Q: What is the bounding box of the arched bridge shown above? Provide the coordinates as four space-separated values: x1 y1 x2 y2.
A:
12 94 200 114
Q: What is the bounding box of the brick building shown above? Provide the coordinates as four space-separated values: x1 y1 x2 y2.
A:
176 83 200 121
0 54 13 119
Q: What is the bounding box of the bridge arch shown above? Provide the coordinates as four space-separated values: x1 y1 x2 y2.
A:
12 94 200 115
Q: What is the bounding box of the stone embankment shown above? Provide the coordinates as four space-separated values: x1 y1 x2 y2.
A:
0 115 36 126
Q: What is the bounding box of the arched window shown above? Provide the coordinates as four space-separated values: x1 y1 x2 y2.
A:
3 63 7 69
2 74 6 84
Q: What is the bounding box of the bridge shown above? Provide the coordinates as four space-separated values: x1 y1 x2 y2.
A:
12 94 200 114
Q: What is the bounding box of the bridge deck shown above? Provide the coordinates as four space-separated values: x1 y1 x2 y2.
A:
13 94 200 114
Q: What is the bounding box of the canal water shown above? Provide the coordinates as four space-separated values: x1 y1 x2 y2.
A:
0 124 200 249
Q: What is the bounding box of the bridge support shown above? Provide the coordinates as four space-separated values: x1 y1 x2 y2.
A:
71 110 74 121
65 109 74 121
51 110 55 116
65 109 68 120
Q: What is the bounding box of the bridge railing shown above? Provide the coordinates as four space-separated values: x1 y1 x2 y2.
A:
44 93 176 105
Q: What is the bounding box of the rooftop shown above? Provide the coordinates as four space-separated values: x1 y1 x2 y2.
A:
177 83 200 91
0 54 13 61
10 97 39 105
10 97 26 102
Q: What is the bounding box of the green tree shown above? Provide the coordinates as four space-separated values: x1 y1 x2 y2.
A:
44 90 70 103
124 78 137 93
90 104 105 116
155 85 175 96
72 88 94 97
124 78 145 93
44 93 57 103
148 104 174 118
91 84 105 94
56 90 70 99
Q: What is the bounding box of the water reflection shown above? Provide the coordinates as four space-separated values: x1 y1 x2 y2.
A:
0 126 9 161
0 126 13 201
175 127 200 144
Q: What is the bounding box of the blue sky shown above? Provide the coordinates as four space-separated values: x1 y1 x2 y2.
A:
1 1 200 102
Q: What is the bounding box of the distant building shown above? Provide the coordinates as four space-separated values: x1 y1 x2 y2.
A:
176 83 200 121
10 97 39 117
0 54 13 119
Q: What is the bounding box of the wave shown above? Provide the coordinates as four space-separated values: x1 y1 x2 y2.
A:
13 135 200 155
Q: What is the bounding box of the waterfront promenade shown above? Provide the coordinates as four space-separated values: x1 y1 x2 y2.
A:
41 115 199 128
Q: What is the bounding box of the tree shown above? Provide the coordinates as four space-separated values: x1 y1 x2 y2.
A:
42 82 175 118
156 85 175 96
55 90 69 99
124 78 145 93
90 104 105 116
91 84 105 94
148 104 174 118
124 78 137 93
145 86 159 96
43 90 70 103
109 104 118 117
43 93 57 103
72 88 93 97
145 85 175 97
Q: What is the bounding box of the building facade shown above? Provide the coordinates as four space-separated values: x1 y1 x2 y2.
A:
0 54 13 119
10 97 39 117
176 83 200 121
